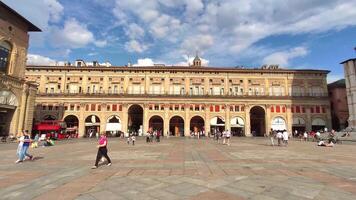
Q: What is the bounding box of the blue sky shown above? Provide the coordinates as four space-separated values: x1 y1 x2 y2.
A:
3 0 356 82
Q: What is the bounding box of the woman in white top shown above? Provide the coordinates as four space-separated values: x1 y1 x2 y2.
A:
283 130 289 146
15 131 24 163
226 130 231 146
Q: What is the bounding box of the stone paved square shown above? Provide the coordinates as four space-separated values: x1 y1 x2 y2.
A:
1 137 356 200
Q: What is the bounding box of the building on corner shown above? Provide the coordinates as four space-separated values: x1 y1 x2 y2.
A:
0 2 41 136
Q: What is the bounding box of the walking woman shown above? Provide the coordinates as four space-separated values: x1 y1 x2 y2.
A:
92 132 112 169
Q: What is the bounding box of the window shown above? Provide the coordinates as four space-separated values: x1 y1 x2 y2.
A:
310 107 314 113
76 105 80 110
107 105 111 111
296 106 301 113
316 106 320 113
282 106 286 113
91 104 96 111
271 106 274 113
210 105 214 112
98 105 101 111
86 105 89 111
48 105 53 110
119 105 122 111
276 106 280 113
70 105 75 111
215 105 220 112
154 105 159 110
112 104 117 111
0 41 11 74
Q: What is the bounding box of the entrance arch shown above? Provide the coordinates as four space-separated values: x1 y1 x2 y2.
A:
169 116 184 137
210 116 225 134
190 116 205 135
312 118 326 132
64 115 79 137
43 115 56 120
149 115 164 133
250 106 266 137
231 116 245 136
128 104 143 135
106 115 122 136
292 117 306 133
0 90 18 136
85 115 100 137
271 117 286 131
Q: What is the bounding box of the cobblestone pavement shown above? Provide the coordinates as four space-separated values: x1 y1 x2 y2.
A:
1 137 356 200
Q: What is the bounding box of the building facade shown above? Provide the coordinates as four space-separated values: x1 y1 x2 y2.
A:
0 2 41 136
25 59 332 137
328 79 349 131
341 58 356 130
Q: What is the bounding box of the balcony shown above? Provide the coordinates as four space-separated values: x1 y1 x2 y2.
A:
36 90 329 100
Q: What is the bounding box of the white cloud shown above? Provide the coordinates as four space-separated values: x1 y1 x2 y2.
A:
27 54 57 65
44 0 64 22
133 58 155 66
263 47 309 66
125 40 148 53
51 18 105 48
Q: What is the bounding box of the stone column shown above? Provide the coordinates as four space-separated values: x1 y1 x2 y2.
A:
205 103 210 136
245 105 252 137
286 105 293 134
122 103 128 134
184 104 190 136
78 103 85 137
266 104 272 135
164 103 169 136
225 104 230 131
143 103 149 136
306 106 312 131
17 88 28 133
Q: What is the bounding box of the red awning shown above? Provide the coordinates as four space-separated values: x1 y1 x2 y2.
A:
34 124 61 131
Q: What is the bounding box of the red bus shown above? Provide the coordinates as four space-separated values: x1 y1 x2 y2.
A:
33 120 68 139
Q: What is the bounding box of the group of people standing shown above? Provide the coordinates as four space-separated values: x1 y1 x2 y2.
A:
214 130 232 146
269 129 289 146
146 130 161 143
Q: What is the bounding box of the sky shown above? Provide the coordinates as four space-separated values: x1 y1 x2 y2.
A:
3 0 356 83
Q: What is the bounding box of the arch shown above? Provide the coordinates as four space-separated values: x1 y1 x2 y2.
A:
312 118 326 132
230 116 245 136
64 115 79 128
149 115 164 133
106 115 122 136
0 90 18 107
43 115 57 121
210 116 225 134
190 116 205 134
0 40 12 74
271 116 286 131
85 115 100 137
128 104 143 134
292 117 306 133
63 115 79 137
250 106 266 137
169 116 184 137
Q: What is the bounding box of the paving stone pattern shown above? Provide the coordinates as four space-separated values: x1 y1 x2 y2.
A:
1 137 356 200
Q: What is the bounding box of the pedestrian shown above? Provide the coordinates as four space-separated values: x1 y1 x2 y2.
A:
269 129 276 146
146 131 151 143
303 131 308 141
131 134 136 146
226 130 231 146
156 131 161 142
222 130 227 144
19 130 33 163
92 132 112 169
127 133 131 145
15 131 24 163
276 131 283 146
282 130 289 146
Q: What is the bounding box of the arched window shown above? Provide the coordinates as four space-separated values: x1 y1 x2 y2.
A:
0 41 12 74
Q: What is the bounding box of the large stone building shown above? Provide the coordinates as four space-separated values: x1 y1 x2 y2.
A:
341 57 356 130
25 58 332 137
0 2 41 136
328 79 349 131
